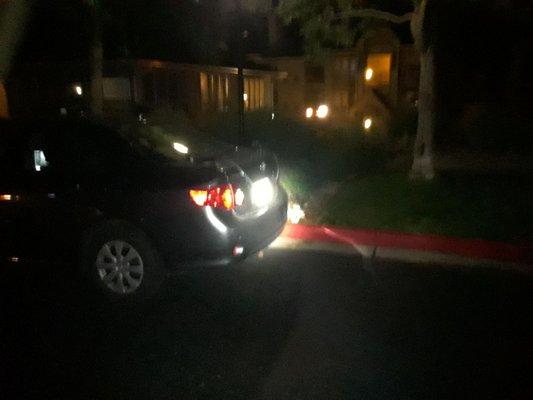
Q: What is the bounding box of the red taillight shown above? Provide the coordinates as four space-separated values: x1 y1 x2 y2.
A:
189 185 235 210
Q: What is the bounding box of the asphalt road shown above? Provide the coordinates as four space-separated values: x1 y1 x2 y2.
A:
1 248 531 400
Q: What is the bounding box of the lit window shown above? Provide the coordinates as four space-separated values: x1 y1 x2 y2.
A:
365 53 391 86
243 77 265 112
200 72 231 112
200 72 209 110
33 150 49 172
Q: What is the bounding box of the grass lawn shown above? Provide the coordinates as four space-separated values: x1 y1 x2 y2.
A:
319 171 533 243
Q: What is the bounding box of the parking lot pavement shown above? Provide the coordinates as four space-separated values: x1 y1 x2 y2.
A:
1 248 531 399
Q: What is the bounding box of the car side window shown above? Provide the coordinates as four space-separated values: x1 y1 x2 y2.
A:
74 125 135 175
25 122 133 178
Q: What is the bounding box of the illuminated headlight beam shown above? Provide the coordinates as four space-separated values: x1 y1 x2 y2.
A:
205 206 228 234
287 202 305 224
251 178 274 208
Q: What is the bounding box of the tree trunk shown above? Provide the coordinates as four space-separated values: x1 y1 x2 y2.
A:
410 46 435 179
90 42 104 117
409 0 435 180
90 3 103 117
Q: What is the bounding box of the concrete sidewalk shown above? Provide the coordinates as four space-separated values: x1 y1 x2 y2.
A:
273 225 533 274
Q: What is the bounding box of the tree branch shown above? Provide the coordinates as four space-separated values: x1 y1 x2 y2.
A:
334 9 413 24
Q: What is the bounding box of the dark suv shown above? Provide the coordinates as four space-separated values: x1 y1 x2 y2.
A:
0 118 288 299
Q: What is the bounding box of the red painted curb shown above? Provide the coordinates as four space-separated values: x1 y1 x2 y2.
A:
282 224 533 265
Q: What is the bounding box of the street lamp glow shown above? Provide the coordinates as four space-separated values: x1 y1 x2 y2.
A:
365 68 374 81
173 142 189 154
74 85 83 96
305 107 314 119
363 117 373 130
316 104 329 119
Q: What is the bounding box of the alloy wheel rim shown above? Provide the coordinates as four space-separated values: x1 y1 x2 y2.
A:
96 240 144 294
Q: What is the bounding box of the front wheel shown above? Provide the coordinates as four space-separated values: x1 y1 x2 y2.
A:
81 222 165 302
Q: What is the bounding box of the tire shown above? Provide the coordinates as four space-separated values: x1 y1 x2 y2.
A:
80 221 165 302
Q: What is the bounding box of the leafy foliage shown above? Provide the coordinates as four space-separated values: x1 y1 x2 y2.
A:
277 0 414 58
321 171 533 242
199 111 391 200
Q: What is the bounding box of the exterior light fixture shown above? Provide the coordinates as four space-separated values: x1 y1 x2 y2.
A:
173 142 189 154
363 117 373 131
305 107 314 119
365 68 374 81
316 104 329 119
243 93 248 102
74 85 83 96
287 202 305 224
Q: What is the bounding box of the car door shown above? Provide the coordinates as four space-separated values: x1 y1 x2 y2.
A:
0 122 28 263
19 121 137 264
0 120 87 265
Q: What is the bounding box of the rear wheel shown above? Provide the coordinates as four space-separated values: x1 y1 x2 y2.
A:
81 222 165 302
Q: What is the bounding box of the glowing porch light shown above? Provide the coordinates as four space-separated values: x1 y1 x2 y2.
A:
316 104 329 119
363 117 373 130
74 85 83 96
243 93 248 102
305 107 314 119
365 68 374 81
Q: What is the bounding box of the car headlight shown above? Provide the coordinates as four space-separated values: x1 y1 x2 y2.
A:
251 177 274 208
